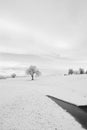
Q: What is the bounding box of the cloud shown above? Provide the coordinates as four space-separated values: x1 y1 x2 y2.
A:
0 0 87 60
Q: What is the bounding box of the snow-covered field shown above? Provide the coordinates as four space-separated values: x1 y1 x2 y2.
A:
1 72 86 105
0 91 85 130
0 70 87 130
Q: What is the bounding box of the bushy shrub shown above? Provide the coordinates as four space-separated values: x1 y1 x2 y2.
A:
11 73 16 78
26 65 41 80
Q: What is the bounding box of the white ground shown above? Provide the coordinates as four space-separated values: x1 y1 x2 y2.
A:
0 72 87 130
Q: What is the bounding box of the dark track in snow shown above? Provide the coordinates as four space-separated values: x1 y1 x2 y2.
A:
47 95 87 130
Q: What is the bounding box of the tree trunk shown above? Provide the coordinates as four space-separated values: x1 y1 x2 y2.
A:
31 75 34 80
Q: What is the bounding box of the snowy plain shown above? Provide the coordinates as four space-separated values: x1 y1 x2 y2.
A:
0 68 87 129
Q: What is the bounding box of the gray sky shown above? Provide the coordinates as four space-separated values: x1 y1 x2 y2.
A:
0 0 87 60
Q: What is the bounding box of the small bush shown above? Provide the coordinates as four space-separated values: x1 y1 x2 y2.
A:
64 74 67 76
11 73 16 78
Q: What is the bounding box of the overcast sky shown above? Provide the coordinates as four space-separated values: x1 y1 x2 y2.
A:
0 0 87 60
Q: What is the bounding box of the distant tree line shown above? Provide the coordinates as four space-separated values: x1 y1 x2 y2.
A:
68 68 87 75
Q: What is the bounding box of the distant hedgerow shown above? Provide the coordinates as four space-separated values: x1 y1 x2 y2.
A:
68 68 86 75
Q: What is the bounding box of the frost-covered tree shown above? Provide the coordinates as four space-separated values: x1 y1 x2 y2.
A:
11 73 16 78
26 65 41 80
79 68 84 74
68 69 74 75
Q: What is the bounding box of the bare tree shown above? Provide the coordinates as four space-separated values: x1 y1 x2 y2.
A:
26 65 41 80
